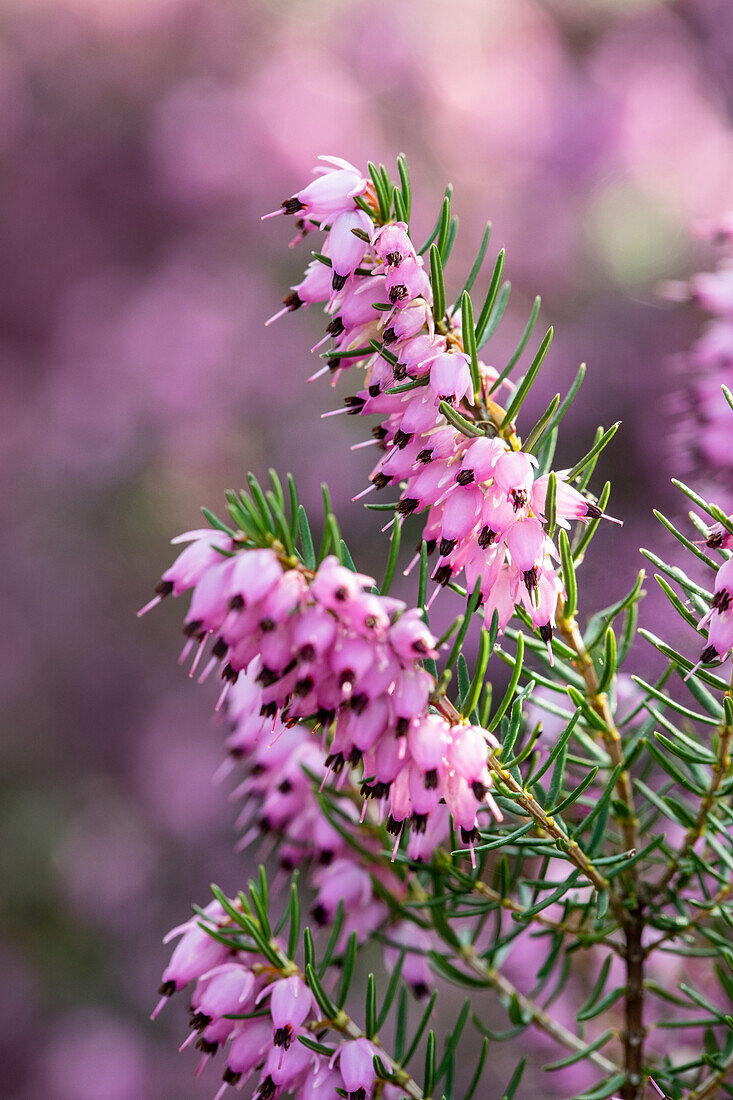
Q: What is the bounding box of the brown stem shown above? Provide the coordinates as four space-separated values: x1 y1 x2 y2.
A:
433 695 628 924
621 904 646 1100
461 945 621 1076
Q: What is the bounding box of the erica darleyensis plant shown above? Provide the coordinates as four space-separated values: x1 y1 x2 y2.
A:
141 157 733 1100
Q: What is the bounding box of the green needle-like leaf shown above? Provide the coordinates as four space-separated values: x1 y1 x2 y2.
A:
461 291 481 399
559 529 578 619
475 250 506 346
488 633 524 732
430 243 446 322
499 327 553 430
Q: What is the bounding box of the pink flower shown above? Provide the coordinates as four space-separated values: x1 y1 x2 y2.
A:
331 1037 382 1100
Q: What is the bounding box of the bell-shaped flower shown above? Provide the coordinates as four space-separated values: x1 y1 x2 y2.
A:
332 1037 382 1099
327 209 373 290
429 352 473 404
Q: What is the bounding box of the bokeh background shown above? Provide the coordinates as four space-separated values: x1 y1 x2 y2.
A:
3 0 733 1096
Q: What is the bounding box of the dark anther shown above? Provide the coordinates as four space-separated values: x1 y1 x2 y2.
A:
222 663 238 684
393 428 411 447
278 779 293 794
478 525 496 549
229 593 244 611
539 622 553 644
417 448 433 463
585 503 603 519
411 813 428 833
328 357 341 372
472 780 488 800
189 1009 211 1032
461 825 479 844
393 362 407 381
256 666 278 687
412 982 429 999
368 383 381 398
158 980 176 997
372 472 391 489
339 669 356 688
386 815 403 836
196 1038 218 1055
211 637 228 659
425 539 437 555
386 251 402 266
316 706 335 727
279 854 295 871
712 590 731 612
372 424 388 441
439 393 455 404
707 530 724 549
155 579 174 597
318 849 334 865
282 290 303 311
223 1069 242 1086
311 903 327 926
383 326 397 344
523 567 538 593
183 618 203 638
361 779 390 799
327 316 344 336
281 197 305 215
335 585 349 601
348 747 363 766
456 469 474 486
433 564 452 586
396 716 410 738
259 701 278 718
398 497 420 516
388 284 408 303
511 488 528 511
424 768 438 790
325 752 346 773
332 272 347 292
295 676 314 697
249 762 265 775
344 395 365 414
259 617 275 632
299 643 316 662
412 638 428 654
256 1075 277 1100
273 1027 292 1050
439 536 456 557
350 693 369 714
700 644 719 664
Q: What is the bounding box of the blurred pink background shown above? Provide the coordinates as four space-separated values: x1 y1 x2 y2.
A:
2 0 732 1096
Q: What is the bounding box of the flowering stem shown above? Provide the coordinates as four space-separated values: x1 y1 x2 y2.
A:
237 908 429 1100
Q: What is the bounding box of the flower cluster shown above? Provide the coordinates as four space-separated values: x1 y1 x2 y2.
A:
141 535 502 857
662 215 733 502
153 900 401 1100
267 156 615 650
219 661 404 945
